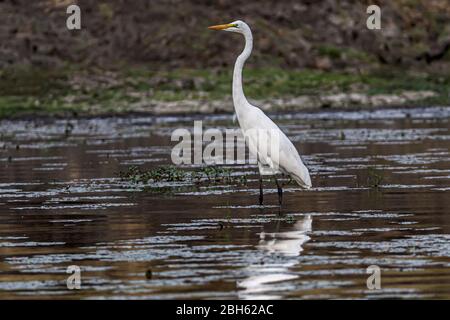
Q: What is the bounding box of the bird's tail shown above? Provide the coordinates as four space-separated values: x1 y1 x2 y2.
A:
292 168 312 190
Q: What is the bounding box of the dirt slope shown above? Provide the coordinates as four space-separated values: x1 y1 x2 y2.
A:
1 0 449 71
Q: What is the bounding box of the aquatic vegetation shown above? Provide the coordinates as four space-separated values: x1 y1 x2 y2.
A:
366 167 384 188
119 165 186 183
119 165 247 186
285 215 296 223
64 122 74 137
193 166 233 183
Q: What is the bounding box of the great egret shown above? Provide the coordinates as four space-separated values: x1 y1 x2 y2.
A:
208 20 311 207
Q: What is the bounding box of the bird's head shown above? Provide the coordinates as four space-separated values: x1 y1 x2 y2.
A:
208 20 249 34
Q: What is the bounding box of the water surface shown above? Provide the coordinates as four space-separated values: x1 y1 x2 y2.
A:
0 106 449 299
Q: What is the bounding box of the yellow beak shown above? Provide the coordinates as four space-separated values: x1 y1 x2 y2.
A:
208 23 235 30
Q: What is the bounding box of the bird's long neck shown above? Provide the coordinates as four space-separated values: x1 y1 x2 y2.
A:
233 30 253 116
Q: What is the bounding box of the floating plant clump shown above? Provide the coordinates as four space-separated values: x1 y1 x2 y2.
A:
119 165 186 183
119 165 248 185
366 166 384 188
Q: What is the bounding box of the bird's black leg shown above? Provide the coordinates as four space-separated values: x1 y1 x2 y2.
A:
275 177 283 211
259 176 264 206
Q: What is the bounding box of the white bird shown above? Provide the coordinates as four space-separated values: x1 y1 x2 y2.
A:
209 20 311 208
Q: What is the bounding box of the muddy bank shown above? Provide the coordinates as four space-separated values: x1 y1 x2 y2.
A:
0 90 441 119
129 90 440 115
2 1 450 118
1 67 449 119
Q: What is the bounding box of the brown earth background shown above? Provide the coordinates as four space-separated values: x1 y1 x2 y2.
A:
1 0 449 71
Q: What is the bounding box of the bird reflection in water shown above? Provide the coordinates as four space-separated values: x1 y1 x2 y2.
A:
238 215 312 299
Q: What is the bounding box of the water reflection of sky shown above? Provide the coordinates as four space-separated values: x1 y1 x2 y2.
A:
0 106 449 299
238 215 312 299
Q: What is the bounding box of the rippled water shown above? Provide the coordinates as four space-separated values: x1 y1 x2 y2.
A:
0 106 449 299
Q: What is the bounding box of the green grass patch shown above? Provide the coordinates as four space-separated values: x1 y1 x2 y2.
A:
0 65 449 118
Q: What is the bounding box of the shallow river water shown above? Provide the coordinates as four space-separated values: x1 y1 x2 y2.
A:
0 106 449 299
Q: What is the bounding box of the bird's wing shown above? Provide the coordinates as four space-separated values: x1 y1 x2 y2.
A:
239 106 312 188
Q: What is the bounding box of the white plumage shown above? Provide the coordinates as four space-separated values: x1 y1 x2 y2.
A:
209 20 311 205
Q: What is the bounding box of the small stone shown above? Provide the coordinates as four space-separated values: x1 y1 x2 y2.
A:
314 57 332 70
